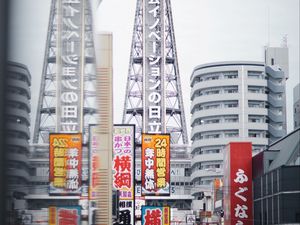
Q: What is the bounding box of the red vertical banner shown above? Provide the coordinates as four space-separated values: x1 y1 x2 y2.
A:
49 133 82 195
224 142 253 225
141 206 170 225
141 134 170 196
113 125 135 225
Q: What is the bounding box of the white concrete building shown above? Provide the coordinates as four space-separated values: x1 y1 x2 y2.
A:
190 60 287 211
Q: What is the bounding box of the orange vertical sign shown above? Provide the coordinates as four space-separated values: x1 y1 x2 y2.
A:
49 133 82 195
141 134 170 196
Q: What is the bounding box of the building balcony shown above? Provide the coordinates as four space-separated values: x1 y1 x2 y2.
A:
6 93 30 112
191 153 223 166
191 123 241 140
191 108 239 124
190 169 223 182
191 93 240 108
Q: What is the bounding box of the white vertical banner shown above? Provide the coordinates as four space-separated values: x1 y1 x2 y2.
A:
143 0 166 134
56 0 84 133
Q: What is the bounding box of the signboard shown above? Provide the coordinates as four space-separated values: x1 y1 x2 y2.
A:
141 134 170 196
143 0 166 134
49 206 81 225
89 125 101 200
223 142 253 225
141 206 170 225
113 125 135 225
186 214 196 224
56 0 84 132
49 133 82 195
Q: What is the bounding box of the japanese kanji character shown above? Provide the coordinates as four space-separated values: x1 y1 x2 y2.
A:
157 177 166 188
54 147 66 157
234 204 248 219
234 169 248 184
145 178 155 190
156 158 166 167
145 158 154 169
119 209 131 225
144 209 161 225
67 169 79 179
145 148 155 158
148 121 161 133
54 158 65 167
54 167 65 177
61 106 78 118
149 106 161 119
66 179 79 190
156 167 166 177
62 66 76 77
67 148 79 158
53 177 65 187
114 155 131 171
114 172 131 188
67 158 79 168
157 148 166 157
234 187 248 202
236 221 244 225
145 169 155 180
58 209 78 225
61 121 78 132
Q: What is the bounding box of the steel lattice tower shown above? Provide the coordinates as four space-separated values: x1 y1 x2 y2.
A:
33 0 98 144
122 0 188 145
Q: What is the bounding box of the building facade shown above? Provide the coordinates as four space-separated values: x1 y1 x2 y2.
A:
294 83 300 129
253 128 300 225
190 61 269 203
189 57 288 211
5 61 31 222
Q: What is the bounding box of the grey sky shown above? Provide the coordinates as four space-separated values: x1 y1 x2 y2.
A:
8 0 299 141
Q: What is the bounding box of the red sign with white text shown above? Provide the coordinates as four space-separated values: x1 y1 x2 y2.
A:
224 142 253 225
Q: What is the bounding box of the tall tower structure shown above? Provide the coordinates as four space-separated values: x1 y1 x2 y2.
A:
33 0 98 145
122 0 192 211
122 0 188 145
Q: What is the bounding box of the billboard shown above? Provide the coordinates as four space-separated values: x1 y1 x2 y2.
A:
56 0 84 132
89 125 101 200
141 206 170 225
49 206 81 225
113 125 135 225
49 133 82 195
223 142 253 225
143 0 166 134
141 134 170 196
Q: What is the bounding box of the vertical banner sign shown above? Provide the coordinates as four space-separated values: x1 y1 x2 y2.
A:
56 0 84 132
141 134 170 196
113 125 135 225
223 142 253 225
143 0 166 134
49 133 82 194
49 206 81 225
89 125 101 200
141 206 170 225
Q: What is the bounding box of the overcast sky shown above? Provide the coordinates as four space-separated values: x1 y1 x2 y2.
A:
8 0 299 141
